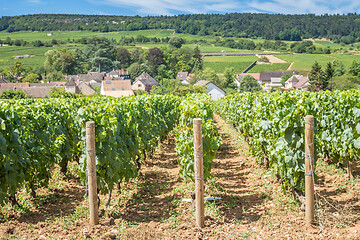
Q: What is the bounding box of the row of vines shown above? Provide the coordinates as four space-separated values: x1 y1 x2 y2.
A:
0 94 221 206
215 90 360 193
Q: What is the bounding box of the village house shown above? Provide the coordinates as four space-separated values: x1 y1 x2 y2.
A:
78 82 97 95
65 79 80 94
259 71 298 89
107 69 131 80
177 72 194 84
0 82 63 98
101 80 134 97
285 75 309 90
132 72 161 92
194 80 225 100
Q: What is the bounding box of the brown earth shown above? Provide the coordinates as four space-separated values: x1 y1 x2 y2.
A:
1 115 360 239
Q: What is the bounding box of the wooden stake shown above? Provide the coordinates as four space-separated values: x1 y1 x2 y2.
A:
305 115 315 226
193 118 204 228
86 121 99 225
345 159 353 179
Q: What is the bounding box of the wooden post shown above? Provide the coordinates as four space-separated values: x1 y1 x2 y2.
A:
345 159 353 179
305 115 315 226
86 121 99 225
193 118 204 228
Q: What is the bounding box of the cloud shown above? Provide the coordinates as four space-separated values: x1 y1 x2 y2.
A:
88 0 360 15
27 0 43 4
90 0 243 15
249 0 360 15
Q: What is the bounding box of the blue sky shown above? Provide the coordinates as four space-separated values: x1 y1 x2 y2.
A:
1 0 360 17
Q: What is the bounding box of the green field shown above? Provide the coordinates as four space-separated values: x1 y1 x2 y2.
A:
0 46 51 68
203 55 258 73
0 43 85 69
247 63 290 73
277 54 360 73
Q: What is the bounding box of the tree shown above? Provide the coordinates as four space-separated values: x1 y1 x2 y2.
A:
192 46 203 71
116 47 132 69
84 37 116 72
281 73 293 87
308 61 327 91
349 60 360 77
324 62 334 90
168 36 184 48
332 60 346 76
128 63 151 81
44 49 77 74
147 47 165 74
239 75 262 92
46 71 66 82
332 75 360 91
222 67 237 94
195 68 221 86
22 73 41 83
0 89 31 99
2 61 26 82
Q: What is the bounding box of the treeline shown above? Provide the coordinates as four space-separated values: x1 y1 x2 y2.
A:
2 13 360 43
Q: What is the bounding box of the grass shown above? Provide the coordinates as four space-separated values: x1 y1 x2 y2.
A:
277 54 360 74
248 63 290 73
203 55 258 73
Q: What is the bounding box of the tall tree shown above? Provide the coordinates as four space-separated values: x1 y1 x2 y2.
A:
116 47 132 69
84 37 116 72
308 61 327 91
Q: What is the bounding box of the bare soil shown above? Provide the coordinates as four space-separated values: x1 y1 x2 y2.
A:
1 115 360 239
262 55 287 64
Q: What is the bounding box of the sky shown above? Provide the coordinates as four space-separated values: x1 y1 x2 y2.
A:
1 0 360 17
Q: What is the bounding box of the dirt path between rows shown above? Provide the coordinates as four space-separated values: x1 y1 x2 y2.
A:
287 62 294 70
1 115 359 239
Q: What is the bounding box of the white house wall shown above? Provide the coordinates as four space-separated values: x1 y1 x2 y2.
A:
207 83 225 100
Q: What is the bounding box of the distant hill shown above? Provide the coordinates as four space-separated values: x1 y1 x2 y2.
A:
1 13 360 44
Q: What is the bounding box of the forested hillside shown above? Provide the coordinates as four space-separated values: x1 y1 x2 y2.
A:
1 13 360 43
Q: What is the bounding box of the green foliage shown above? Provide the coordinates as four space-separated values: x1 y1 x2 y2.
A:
169 36 185 48
195 68 220 86
222 67 237 94
332 60 346 77
3 14 360 45
175 94 221 181
258 56 270 62
308 61 329 91
116 47 132 69
150 78 206 96
22 73 41 83
215 90 360 192
84 37 116 72
44 49 77 74
46 71 66 82
239 75 262 92
134 89 149 96
0 89 31 99
0 94 221 206
349 60 360 77
332 75 360 91
1 61 26 82
48 87 79 98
